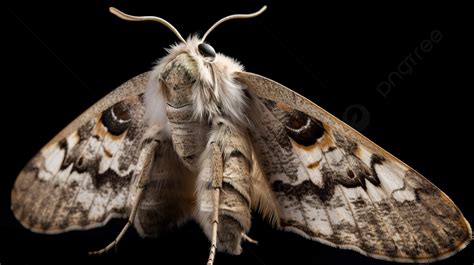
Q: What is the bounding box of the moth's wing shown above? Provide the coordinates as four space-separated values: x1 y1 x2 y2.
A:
237 72 472 262
11 73 151 233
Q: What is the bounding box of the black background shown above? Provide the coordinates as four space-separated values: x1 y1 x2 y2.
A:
3 1 473 264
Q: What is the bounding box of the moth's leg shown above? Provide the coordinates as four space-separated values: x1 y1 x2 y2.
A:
197 117 254 263
207 142 223 265
89 139 159 255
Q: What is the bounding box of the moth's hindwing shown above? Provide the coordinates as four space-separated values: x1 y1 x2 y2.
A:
238 72 472 262
11 73 149 233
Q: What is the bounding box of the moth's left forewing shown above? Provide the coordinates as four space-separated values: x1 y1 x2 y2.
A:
11 73 150 233
237 72 472 262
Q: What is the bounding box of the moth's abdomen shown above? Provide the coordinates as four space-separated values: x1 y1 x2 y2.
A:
134 139 196 237
217 148 252 254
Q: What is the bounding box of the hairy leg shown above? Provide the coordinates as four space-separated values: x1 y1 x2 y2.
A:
89 139 158 255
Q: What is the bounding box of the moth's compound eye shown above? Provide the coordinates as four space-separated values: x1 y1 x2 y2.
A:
198 43 216 61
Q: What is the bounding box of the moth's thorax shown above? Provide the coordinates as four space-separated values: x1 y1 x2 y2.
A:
160 53 198 109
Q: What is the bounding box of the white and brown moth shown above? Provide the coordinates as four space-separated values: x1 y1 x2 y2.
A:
11 6 471 265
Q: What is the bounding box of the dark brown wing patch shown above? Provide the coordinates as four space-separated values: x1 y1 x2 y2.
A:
101 99 133 136
263 100 325 146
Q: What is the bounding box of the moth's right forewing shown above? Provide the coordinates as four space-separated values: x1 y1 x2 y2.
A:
11 73 151 233
238 72 472 262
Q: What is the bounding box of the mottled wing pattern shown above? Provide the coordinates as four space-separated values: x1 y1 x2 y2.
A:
237 72 472 262
11 73 149 233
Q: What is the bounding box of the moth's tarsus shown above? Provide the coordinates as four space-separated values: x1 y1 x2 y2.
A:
241 233 258 244
207 143 223 265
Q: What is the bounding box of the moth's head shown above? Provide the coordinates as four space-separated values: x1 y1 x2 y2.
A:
109 6 266 89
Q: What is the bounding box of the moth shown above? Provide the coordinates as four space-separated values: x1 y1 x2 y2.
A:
11 6 471 265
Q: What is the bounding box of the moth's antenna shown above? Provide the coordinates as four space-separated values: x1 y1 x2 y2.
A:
202 6 267 42
109 7 187 44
